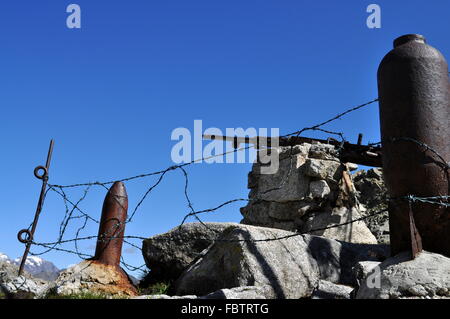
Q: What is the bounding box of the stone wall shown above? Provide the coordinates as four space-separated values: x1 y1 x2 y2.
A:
240 142 378 244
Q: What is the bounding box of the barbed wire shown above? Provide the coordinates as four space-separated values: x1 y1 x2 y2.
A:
20 97 445 281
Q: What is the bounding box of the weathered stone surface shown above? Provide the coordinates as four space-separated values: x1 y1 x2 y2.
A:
46 260 137 297
241 143 377 245
173 224 389 298
303 235 389 286
355 251 450 299
142 222 238 283
253 154 310 202
201 285 276 299
174 225 320 298
311 280 353 299
308 180 331 199
352 261 381 288
304 158 343 182
133 294 197 299
302 207 378 244
0 260 47 298
353 168 389 244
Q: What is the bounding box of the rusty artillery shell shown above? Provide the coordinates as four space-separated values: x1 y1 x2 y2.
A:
94 181 128 266
378 34 450 257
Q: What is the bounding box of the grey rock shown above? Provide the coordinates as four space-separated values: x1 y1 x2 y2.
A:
353 168 389 244
0 260 48 298
253 154 310 202
174 224 389 298
308 180 331 199
201 285 276 299
134 294 198 299
174 224 320 298
311 280 353 299
302 207 378 244
352 261 381 287
355 251 450 299
304 158 343 182
303 235 389 286
142 222 238 283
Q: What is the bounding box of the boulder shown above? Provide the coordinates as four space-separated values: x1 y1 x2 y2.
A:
46 260 137 297
174 224 320 298
0 260 47 298
355 251 450 299
173 224 389 298
311 280 353 299
142 222 238 283
302 207 378 244
200 285 276 299
353 168 389 244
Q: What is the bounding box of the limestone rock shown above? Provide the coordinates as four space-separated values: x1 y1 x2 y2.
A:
200 285 276 299
173 224 389 298
308 180 331 199
302 207 378 244
47 260 137 297
353 168 389 244
174 224 320 298
355 251 450 299
142 222 238 283
0 260 47 298
311 280 353 299
304 158 343 182
241 143 376 245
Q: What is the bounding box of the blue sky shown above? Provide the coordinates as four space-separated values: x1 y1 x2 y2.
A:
1 1 449 276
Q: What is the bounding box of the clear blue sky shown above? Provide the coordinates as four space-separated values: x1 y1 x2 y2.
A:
1 1 449 276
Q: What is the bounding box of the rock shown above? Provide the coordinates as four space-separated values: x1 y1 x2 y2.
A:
303 235 389 286
353 168 389 244
311 280 353 299
134 286 275 299
142 222 238 283
253 153 310 202
241 143 376 245
302 207 378 244
200 285 276 299
0 260 47 298
304 158 343 182
46 260 137 297
134 294 198 299
173 224 389 298
308 180 331 199
355 251 450 299
174 224 320 298
352 261 381 287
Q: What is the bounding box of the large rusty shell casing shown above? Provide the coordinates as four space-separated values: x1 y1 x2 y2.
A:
94 181 128 266
378 34 450 257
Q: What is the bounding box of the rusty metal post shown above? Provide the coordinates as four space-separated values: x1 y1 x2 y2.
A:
378 34 450 258
93 181 128 266
17 139 55 276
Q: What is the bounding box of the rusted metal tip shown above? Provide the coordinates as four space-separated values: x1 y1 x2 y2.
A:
394 34 426 48
94 181 129 266
109 181 127 197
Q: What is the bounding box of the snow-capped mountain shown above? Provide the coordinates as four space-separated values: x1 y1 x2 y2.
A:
0 252 60 281
12 256 60 281
0 252 10 263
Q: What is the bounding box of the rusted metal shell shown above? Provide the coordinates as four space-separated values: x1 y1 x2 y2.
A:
94 181 128 266
378 34 450 257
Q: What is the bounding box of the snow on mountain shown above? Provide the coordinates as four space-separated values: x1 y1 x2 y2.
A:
0 252 11 263
10 255 60 281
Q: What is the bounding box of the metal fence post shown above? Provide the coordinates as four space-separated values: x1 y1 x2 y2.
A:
17 139 55 276
377 34 450 258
